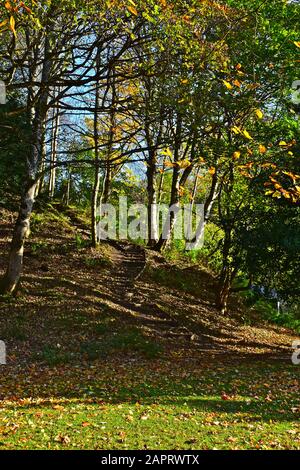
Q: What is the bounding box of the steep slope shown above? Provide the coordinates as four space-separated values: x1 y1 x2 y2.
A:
0 205 298 372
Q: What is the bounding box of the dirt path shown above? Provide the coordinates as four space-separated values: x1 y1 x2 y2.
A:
105 242 229 357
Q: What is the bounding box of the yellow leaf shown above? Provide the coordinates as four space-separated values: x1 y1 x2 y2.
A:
0 19 8 29
231 126 241 135
181 79 188 84
163 147 173 157
177 159 191 169
282 171 296 181
279 141 287 146
233 151 241 160
242 129 253 140
294 41 300 49
208 167 216 175
127 5 138 15
165 161 175 168
179 185 185 196
255 109 263 119
233 80 242 88
259 144 267 154
222 80 233 90
9 16 16 36
5 2 12 11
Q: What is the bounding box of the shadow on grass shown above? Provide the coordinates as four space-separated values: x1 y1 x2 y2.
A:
1 390 297 424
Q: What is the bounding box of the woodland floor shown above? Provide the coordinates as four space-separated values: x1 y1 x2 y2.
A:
0 204 299 450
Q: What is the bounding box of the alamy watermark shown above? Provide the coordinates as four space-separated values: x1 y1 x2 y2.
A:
97 197 205 250
0 80 6 105
292 340 300 365
291 80 300 105
0 341 6 365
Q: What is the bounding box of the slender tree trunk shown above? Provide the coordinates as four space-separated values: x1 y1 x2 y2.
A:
49 103 60 198
91 165 101 248
0 36 51 295
187 171 220 249
216 228 237 314
154 115 183 252
35 135 47 198
157 157 166 204
102 161 112 205
185 167 200 243
216 160 236 314
66 172 72 206
63 171 72 206
155 165 180 252
147 151 158 247
155 160 194 251
91 48 101 248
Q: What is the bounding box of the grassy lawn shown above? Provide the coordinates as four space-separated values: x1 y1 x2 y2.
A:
0 362 299 450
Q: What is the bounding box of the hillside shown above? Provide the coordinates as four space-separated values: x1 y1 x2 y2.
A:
0 205 299 450
0 205 297 365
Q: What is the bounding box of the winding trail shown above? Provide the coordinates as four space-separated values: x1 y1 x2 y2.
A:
106 241 223 355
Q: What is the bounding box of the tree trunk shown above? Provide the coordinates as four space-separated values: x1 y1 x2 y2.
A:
155 164 180 252
216 271 232 315
91 165 100 248
216 227 236 314
0 37 51 295
0 182 36 294
185 167 200 244
91 47 101 248
154 114 183 252
216 158 237 314
157 157 166 204
66 173 71 206
102 161 112 205
187 171 219 249
35 134 47 198
49 103 60 198
63 171 72 206
147 151 158 247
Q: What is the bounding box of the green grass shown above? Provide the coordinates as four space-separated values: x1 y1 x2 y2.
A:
0 363 299 450
81 328 163 360
146 265 210 299
0 316 27 341
84 256 112 269
254 300 300 333
35 346 75 366
31 208 73 234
